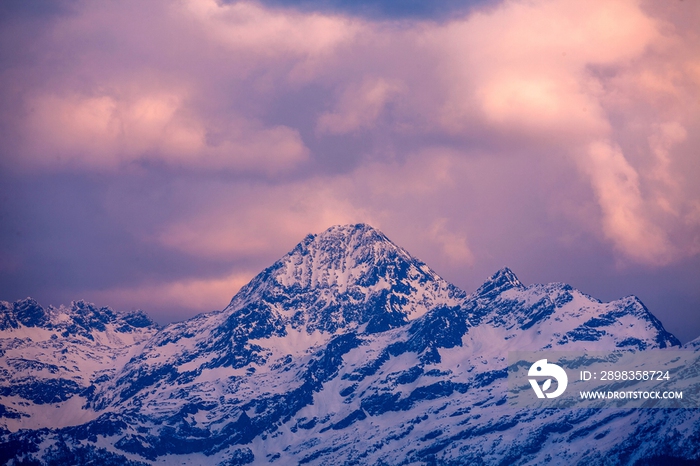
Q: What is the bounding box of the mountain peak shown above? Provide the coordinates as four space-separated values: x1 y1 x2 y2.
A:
0 298 49 330
473 267 523 299
321 222 377 234
227 224 461 332
296 223 394 256
271 223 421 292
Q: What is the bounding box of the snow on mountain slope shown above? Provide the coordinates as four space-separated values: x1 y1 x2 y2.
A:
459 267 680 353
97 224 465 407
0 299 158 431
230 223 464 328
1 224 698 466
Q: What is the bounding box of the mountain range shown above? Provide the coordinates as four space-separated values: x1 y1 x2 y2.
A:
1 224 698 465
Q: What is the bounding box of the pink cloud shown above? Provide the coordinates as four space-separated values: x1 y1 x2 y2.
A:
21 90 308 174
317 78 404 134
3 0 699 269
157 180 375 260
583 140 673 265
85 270 256 315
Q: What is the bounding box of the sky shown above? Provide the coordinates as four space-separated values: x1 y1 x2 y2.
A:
0 0 699 342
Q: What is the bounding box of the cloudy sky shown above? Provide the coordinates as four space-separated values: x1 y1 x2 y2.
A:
1 0 699 341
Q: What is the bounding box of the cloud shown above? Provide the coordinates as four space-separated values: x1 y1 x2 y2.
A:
20 90 309 174
649 121 687 190
426 0 699 265
86 270 255 315
582 140 673 265
317 78 403 134
9 0 363 175
429 218 475 266
185 0 360 59
157 180 375 260
431 0 660 138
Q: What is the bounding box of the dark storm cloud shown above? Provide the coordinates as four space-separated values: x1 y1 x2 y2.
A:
236 0 496 20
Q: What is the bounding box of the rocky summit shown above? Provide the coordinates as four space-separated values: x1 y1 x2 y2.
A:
1 224 698 465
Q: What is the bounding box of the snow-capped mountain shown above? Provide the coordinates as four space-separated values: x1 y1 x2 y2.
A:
97 224 465 409
0 299 158 432
461 267 680 352
1 224 698 465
